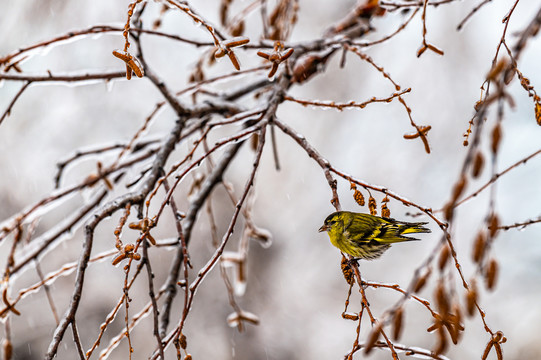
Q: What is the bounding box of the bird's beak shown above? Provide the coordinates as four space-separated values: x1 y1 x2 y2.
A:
318 224 329 232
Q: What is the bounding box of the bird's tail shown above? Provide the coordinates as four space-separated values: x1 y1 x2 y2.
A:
399 222 431 235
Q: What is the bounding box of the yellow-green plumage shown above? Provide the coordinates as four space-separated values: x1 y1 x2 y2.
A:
318 211 431 260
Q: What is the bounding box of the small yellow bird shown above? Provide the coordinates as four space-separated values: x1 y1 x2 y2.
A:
318 211 431 260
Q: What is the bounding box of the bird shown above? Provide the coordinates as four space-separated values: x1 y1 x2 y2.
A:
318 211 431 260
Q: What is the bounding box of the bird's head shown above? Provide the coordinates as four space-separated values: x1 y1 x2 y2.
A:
318 211 345 233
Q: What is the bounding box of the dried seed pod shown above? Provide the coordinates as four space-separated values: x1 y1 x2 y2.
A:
472 152 485 178
472 231 486 264
438 245 450 271
184 355 192 360
353 189 365 206
364 322 382 355
491 123 502 154
392 307 404 341
485 258 498 290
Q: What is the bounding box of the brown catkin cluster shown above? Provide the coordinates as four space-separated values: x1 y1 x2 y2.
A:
340 257 355 285
354 189 365 206
368 196 377 216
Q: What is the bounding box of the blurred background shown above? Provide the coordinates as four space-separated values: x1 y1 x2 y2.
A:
1 0 541 359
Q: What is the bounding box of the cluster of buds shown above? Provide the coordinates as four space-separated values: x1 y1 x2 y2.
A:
257 41 294 78
112 49 144 80
129 217 157 245
428 283 465 355
111 243 141 266
84 161 113 190
214 36 250 71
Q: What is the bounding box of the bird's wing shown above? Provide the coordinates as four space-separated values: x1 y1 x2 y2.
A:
346 214 419 244
345 214 384 243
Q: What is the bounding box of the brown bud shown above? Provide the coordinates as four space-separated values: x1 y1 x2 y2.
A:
494 343 503 360
438 245 450 271
485 259 498 290
451 175 467 203
2 339 12 360
414 268 432 293
364 322 382 355
443 202 454 222
494 330 504 343
128 222 141 230
231 21 245 37
488 214 500 238
466 281 478 317
222 36 250 48
448 304 463 344
179 333 187 349
482 340 494 360
435 283 450 315
250 133 259 151
487 59 507 81
472 152 485 178
491 123 502 154
392 308 404 341
112 253 126 266
227 51 241 71
342 312 359 321
474 100 484 112
472 231 486 264
504 67 515 84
